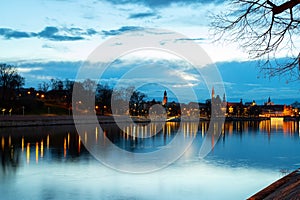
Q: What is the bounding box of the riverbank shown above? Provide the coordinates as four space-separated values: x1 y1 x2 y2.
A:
0 115 117 127
225 117 270 121
0 115 158 127
0 115 298 127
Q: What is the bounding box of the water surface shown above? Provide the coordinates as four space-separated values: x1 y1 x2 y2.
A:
0 118 299 199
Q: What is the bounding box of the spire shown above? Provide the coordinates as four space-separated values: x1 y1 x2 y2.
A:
162 90 168 106
223 93 226 103
212 87 215 99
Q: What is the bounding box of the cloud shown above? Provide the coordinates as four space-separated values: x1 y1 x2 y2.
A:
173 83 198 88
38 26 58 37
34 75 56 80
176 70 199 81
41 44 70 52
102 26 144 36
0 28 32 39
106 0 223 8
0 26 99 41
244 83 261 87
175 37 206 42
128 12 158 19
37 26 85 41
62 27 98 36
42 44 54 49
86 28 98 35
17 67 43 73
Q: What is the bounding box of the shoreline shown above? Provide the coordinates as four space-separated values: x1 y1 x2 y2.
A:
0 115 115 127
0 115 297 128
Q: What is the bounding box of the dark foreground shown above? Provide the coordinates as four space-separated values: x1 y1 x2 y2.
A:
248 169 300 200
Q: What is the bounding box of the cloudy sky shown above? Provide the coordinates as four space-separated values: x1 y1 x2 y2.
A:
1 0 300 104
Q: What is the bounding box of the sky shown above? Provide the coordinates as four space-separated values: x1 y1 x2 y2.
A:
1 0 300 104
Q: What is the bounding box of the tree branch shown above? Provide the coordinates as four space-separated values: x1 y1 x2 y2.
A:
267 0 300 15
211 0 300 80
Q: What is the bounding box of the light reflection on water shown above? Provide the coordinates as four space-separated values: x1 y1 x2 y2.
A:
0 119 299 199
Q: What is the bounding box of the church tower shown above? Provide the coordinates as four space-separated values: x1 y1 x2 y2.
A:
223 93 226 103
162 90 168 106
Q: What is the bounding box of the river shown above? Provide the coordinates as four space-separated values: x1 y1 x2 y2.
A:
0 118 299 199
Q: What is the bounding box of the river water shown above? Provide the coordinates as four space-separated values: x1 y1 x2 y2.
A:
0 118 299 199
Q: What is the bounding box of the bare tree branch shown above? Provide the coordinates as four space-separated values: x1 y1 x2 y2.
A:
211 0 300 80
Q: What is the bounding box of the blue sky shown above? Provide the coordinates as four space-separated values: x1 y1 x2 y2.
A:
1 0 300 104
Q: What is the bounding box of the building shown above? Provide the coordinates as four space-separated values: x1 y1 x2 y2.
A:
260 104 293 117
264 96 274 106
210 87 226 117
162 90 168 106
260 97 294 117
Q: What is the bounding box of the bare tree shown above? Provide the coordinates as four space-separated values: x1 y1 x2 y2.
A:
0 63 25 101
50 78 64 91
211 0 300 79
129 89 146 116
38 81 50 92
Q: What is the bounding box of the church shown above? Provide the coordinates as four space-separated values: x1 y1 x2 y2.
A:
162 90 167 106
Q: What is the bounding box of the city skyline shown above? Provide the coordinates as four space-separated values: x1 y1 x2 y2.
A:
12 60 300 105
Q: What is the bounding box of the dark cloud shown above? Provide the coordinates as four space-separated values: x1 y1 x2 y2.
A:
102 26 144 36
0 28 32 39
38 26 88 41
64 27 98 36
86 28 97 35
106 0 223 8
18 61 82 85
46 35 84 41
0 26 99 41
68 27 83 33
38 26 59 37
128 12 157 19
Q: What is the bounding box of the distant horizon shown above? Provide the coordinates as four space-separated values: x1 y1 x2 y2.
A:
17 80 299 106
11 58 300 105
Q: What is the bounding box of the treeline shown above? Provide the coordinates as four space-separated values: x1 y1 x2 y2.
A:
0 63 148 115
39 78 148 116
0 63 25 102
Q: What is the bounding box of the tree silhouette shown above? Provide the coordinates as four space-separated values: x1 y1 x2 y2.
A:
50 78 64 91
129 90 146 116
0 63 25 101
211 0 300 79
38 81 50 92
96 84 113 115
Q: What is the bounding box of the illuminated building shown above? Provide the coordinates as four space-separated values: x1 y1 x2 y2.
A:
162 90 168 106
